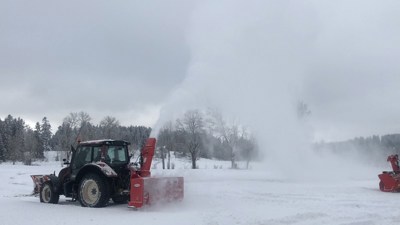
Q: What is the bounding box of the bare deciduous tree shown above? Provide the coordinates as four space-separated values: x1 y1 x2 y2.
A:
208 109 240 169
62 111 93 142
297 101 311 119
63 112 80 130
238 128 257 169
176 110 204 169
157 121 175 169
100 116 120 138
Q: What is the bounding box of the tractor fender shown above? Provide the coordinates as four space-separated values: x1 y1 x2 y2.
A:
75 163 118 184
47 175 60 193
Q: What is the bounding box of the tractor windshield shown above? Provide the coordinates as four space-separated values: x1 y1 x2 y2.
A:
72 146 92 169
72 144 129 169
105 145 128 165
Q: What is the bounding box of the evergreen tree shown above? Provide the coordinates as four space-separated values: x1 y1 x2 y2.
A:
40 117 52 151
0 123 4 162
3 115 14 161
0 136 4 162
9 117 25 164
0 119 4 162
34 122 44 159
23 128 35 165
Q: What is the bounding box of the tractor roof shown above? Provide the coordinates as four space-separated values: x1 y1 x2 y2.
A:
78 139 130 146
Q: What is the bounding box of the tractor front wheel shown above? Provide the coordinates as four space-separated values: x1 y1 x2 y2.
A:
78 173 110 208
40 182 59 204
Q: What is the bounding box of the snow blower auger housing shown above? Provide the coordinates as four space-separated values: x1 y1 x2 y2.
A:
31 138 184 208
378 154 400 192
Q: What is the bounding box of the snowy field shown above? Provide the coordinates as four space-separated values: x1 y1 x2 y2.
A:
0 157 398 225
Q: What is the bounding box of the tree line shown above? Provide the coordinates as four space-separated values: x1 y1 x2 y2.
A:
0 102 314 167
51 112 151 160
0 112 151 165
156 109 258 169
0 115 52 165
0 110 258 168
313 134 400 165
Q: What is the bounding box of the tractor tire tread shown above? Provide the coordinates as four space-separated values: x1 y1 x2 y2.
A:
78 173 110 208
39 181 60 204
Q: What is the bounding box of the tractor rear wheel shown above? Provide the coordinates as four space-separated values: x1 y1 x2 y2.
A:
40 182 59 204
78 173 110 208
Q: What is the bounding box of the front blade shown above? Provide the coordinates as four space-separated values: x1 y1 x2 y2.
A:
30 175 48 194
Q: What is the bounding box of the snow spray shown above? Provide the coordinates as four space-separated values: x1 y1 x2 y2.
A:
152 0 378 180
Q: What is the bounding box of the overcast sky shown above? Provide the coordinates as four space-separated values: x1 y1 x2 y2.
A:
1 0 400 142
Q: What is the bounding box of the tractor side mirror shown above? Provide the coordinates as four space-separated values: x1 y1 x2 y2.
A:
63 158 70 165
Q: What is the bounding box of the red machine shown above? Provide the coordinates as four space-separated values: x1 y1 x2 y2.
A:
31 138 183 208
378 154 400 192
128 138 184 208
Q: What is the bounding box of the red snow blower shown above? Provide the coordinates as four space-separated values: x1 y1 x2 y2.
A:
378 154 400 192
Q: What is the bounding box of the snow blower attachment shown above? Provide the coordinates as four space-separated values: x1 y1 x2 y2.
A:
31 138 184 208
378 154 400 192
128 138 184 208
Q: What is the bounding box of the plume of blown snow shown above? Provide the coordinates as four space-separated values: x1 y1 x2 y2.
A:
152 0 390 180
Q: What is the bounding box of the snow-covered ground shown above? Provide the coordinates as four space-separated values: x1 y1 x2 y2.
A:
0 157 398 225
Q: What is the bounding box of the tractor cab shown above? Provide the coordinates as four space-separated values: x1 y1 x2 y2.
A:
70 140 130 175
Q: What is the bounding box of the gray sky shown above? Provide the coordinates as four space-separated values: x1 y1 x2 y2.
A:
1 0 400 142
0 0 194 126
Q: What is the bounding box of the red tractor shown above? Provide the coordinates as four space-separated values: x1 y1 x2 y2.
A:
378 154 400 192
31 138 183 208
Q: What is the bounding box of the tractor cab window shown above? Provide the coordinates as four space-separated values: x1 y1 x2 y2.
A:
106 146 127 164
93 147 101 162
73 146 92 169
